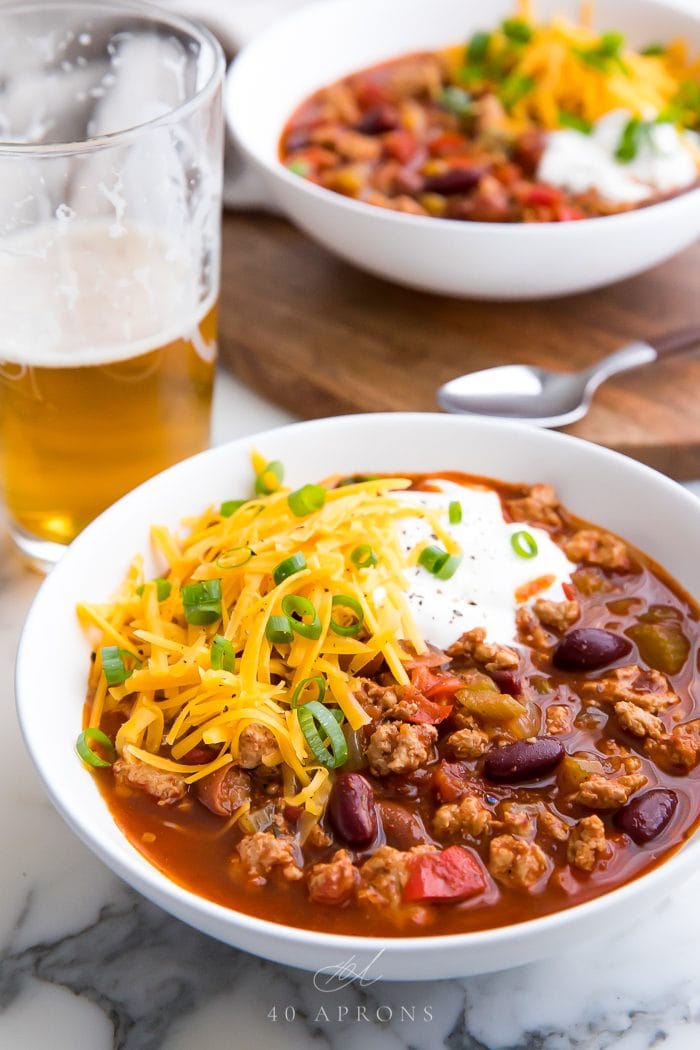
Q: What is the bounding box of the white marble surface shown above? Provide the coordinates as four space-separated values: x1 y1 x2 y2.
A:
2 370 700 1049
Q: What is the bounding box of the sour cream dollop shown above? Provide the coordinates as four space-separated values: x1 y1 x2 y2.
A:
537 109 700 204
388 481 574 650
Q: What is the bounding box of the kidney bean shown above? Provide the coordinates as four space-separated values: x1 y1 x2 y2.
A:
613 788 678 844
328 772 378 846
423 167 484 195
489 669 522 696
553 628 632 672
355 105 400 135
377 800 432 849
484 736 564 783
182 744 219 764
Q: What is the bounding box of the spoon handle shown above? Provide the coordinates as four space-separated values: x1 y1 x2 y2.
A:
651 325 700 357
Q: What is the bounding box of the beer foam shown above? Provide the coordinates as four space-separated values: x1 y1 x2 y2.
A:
0 221 216 367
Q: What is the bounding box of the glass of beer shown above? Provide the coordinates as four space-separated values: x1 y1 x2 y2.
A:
0 2 225 567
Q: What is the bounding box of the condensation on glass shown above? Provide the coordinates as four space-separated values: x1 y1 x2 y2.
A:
0 2 225 566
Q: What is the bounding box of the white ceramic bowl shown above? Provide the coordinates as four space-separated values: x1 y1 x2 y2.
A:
16 414 700 979
225 0 700 300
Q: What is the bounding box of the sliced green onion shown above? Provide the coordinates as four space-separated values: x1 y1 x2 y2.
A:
255 460 284 496
281 594 322 640
330 594 364 637
558 109 593 134
466 30 491 64
438 86 473 118
511 530 538 559
435 553 463 580
418 544 462 580
336 474 379 488
600 30 625 55
101 645 141 686
272 552 307 586
448 501 462 524
329 708 345 724
641 42 666 56
220 499 247 517
291 675 326 709
573 32 627 75
297 700 348 769
266 615 294 645
181 579 223 625
216 546 253 570
350 544 378 569
615 116 642 161
418 544 449 574
211 635 236 672
459 63 487 85
287 483 326 517
76 727 116 768
136 578 171 601
499 73 535 110
502 17 532 43
287 159 309 176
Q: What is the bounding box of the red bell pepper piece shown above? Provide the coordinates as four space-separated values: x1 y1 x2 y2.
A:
403 845 487 903
562 581 577 601
524 183 564 206
557 204 585 221
428 131 470 157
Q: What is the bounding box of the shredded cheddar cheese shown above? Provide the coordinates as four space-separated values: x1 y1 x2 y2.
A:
80 461 460 820
440 2 700 133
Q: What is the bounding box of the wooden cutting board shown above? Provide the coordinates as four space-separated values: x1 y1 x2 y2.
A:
219 212 700 480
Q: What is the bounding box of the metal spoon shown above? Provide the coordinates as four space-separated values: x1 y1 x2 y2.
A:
437 325 700 428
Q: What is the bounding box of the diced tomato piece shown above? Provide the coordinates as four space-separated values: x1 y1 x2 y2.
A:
411 665 464 700
401 642 449 670
433 760 471 803
403 845 487 903
396 682 453 725
402 666 462 723
384 129 419 163
562 581 577 601
557 204 585 221
524 183 564 207
181 745 218 765
409 695 454 724
428 131 469 157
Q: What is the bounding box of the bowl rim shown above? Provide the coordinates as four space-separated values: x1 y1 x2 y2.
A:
15 412 700 964
225 0 700 235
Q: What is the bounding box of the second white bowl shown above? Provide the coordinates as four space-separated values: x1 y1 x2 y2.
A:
226 0 700 300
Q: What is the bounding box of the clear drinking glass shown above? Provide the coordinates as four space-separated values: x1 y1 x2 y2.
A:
0 1 225 568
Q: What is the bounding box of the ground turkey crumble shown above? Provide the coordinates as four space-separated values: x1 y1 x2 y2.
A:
366 722 437 775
